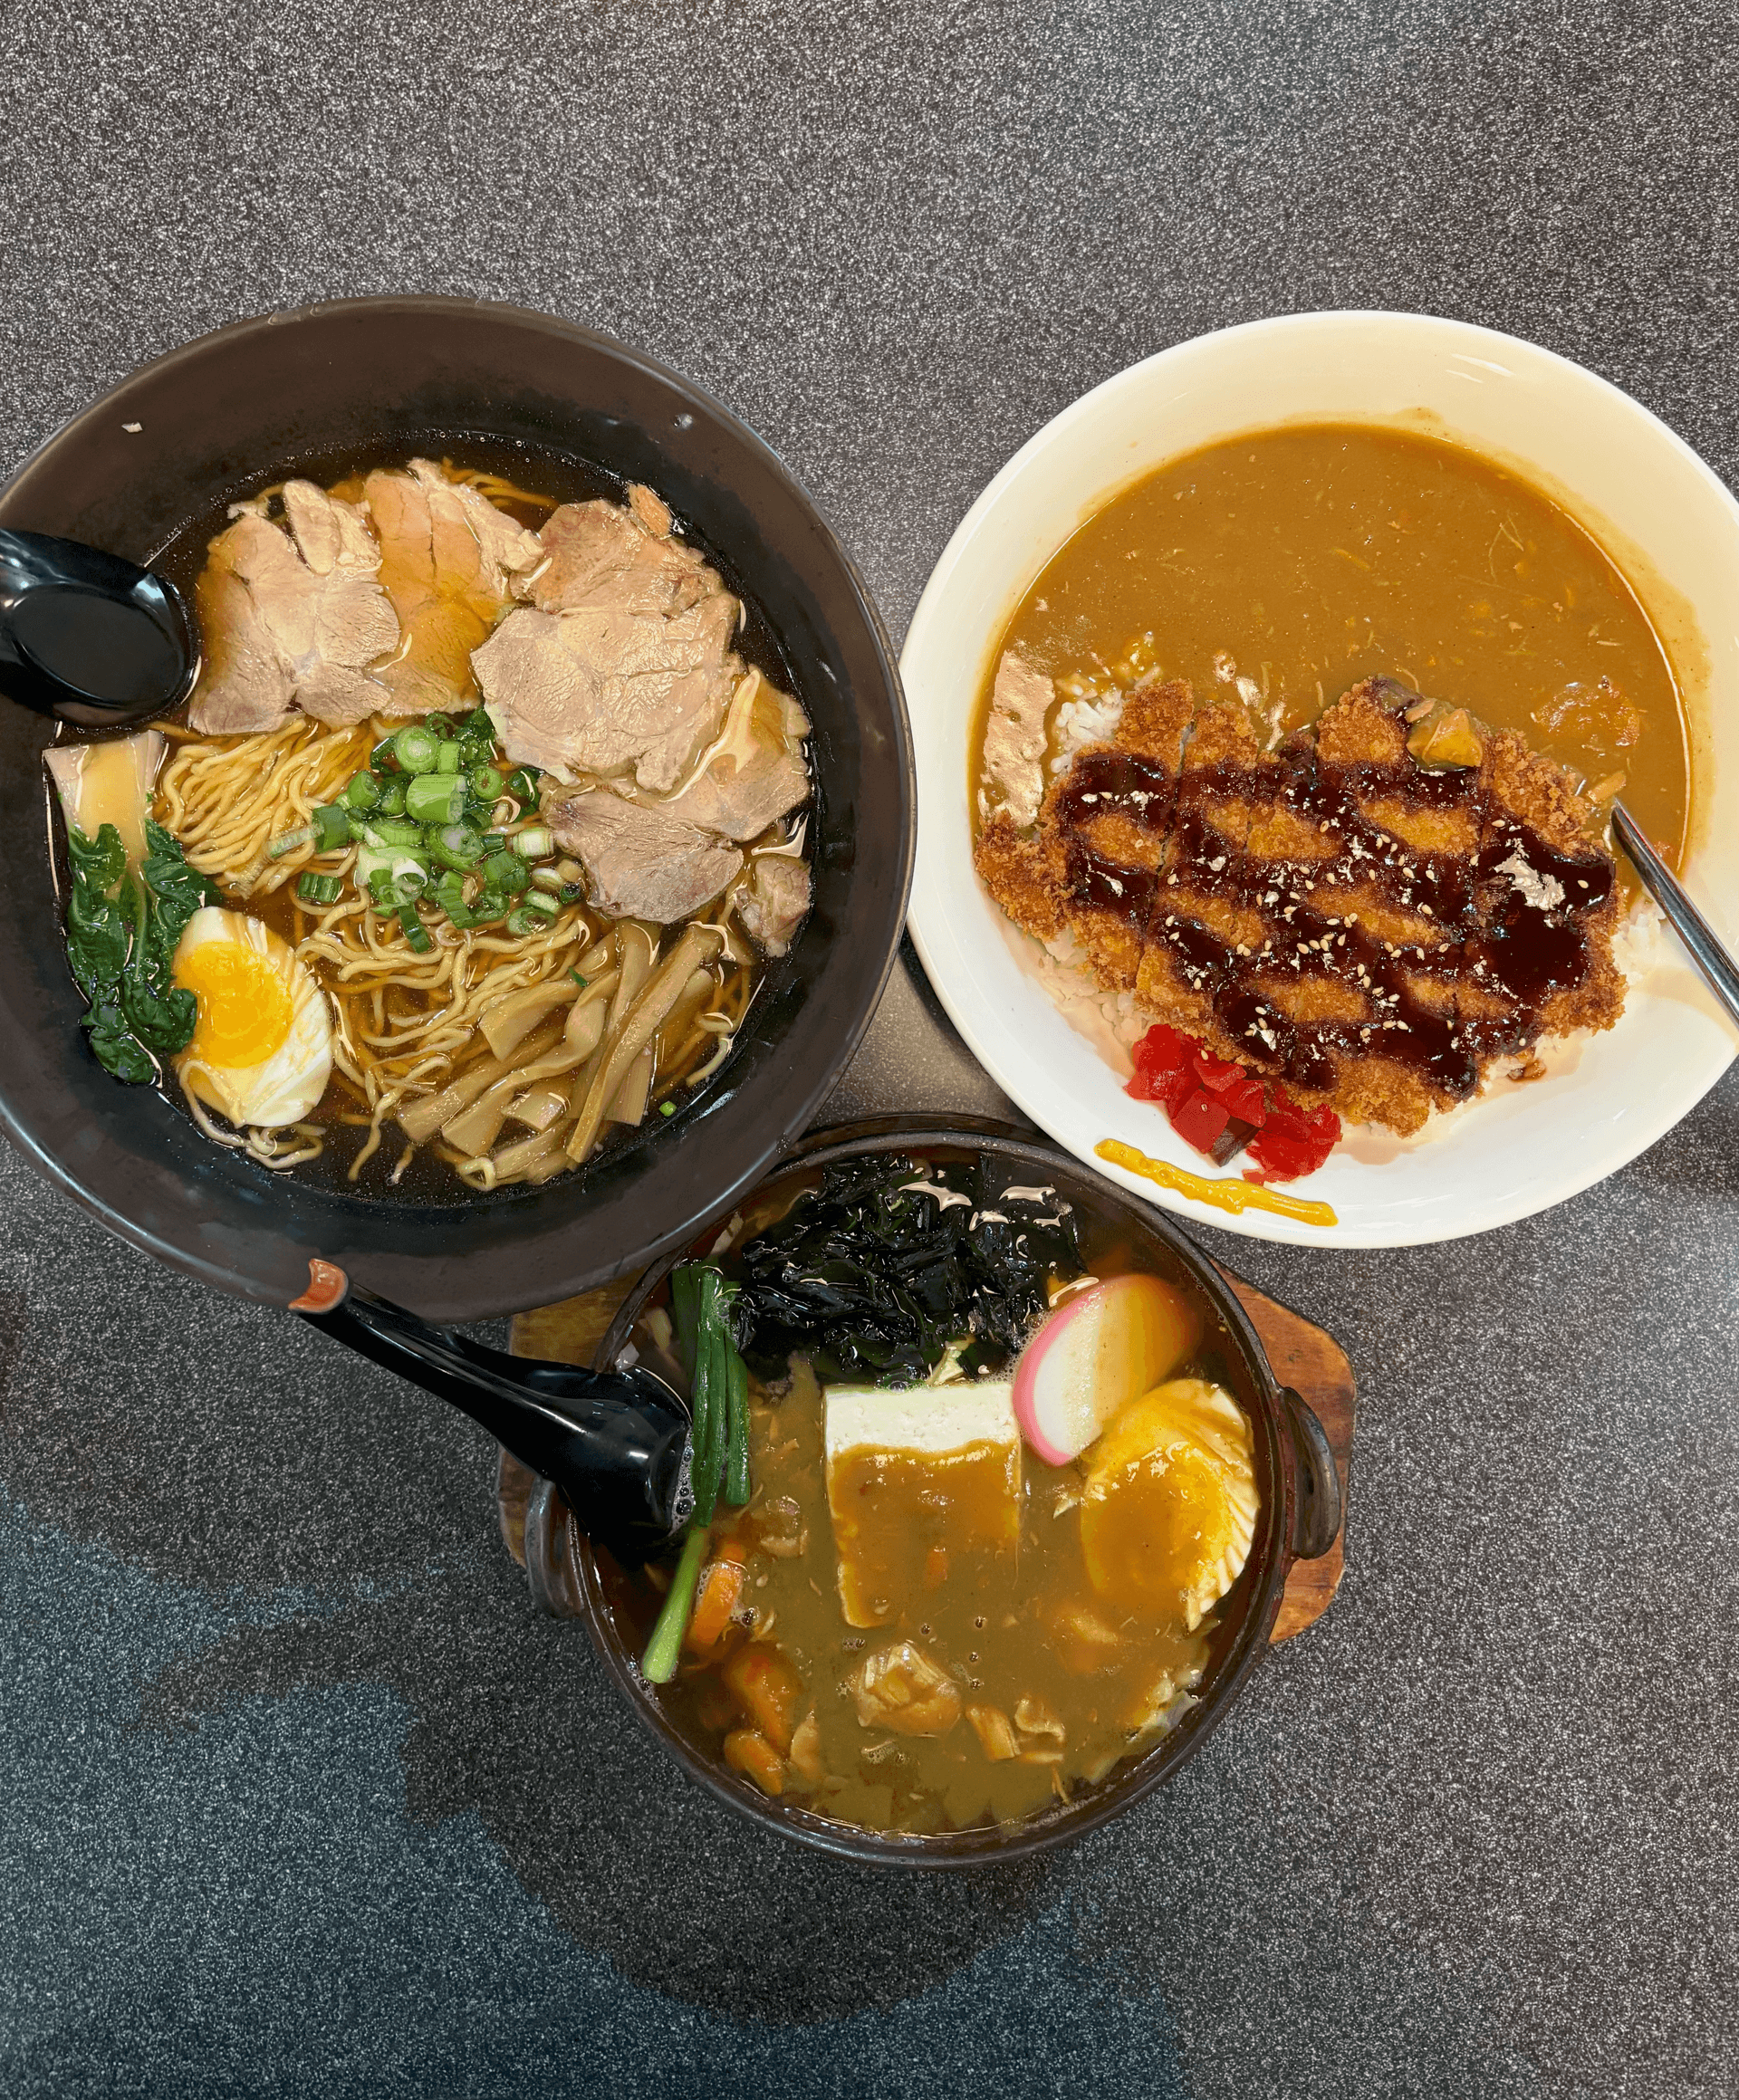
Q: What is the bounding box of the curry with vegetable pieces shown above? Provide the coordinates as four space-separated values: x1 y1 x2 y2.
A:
610 1152 1263 1836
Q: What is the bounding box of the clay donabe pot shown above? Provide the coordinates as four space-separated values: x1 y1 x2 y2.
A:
517 1115 1343 1865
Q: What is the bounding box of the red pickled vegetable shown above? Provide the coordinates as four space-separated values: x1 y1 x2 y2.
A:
1124 1022 1340 1183
1189 1047 1245 1093
1170 1087 1230 1153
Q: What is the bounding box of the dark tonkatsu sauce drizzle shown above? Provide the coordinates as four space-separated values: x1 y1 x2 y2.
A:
1053 728 1615 1099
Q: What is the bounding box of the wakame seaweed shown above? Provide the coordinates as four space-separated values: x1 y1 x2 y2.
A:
64 820 218 1082
730 1153 1082 1386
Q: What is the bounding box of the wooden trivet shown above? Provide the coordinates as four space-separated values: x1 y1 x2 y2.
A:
505 1266 1354 1645
1212 1269 1353 1643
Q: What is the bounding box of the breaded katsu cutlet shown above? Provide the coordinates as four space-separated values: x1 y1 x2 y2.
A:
974 659 1625 1137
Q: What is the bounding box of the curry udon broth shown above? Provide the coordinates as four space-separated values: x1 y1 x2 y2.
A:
613 1157 1256 1836
984 422 1690 865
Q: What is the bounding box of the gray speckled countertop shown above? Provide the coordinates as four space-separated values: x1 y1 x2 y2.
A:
4 5 1738 2095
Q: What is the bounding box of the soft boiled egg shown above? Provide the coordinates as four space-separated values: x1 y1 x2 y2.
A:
1079 1379 1259 1631
172 907 332 1128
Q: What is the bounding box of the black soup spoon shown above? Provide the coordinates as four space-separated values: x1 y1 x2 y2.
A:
290 1260 690 1569
0 528 197 725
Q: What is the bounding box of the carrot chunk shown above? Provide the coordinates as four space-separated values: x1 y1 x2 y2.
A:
722 1643 804 1753
684 1557 746 1658
723 1727 785 1797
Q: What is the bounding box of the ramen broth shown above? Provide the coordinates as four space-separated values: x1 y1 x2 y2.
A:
984 423 1690 866
53 444 808 1203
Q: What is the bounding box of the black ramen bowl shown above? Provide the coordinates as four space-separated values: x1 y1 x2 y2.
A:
512 1116 1343 1866
0 297 912 1319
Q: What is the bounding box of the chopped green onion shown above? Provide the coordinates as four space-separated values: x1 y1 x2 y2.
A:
519 888 559 919
297 872 344 906
514 825 554 860
659 1099 676 1118
468 892 509 926
531 865 564 892
568 969 588 987
342 771 381 812
369 816 425 849
392 724 440 775
432 868 469 916
266 824 314 860
504 767 541 805
388 856 429 908
504 904 546 938
373 779 408 818
456 736 495 772
368 868 397 907
424 712 457 742
405 772 466 825
640 1525 710 1684
725 1344 749 1507
399 910 433 954
467 763 505 801
435 741 462 776
312 803 351 851
462 705 494 734
481 830 507 854
369 738 401 775
560 883 586 906
428 822 485 871
484 849 530 896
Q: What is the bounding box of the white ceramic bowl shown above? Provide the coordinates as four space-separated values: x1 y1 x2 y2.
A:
904 312 1739 1246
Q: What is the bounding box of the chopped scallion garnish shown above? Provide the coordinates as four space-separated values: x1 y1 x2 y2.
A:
311 803 351 852
392 724 440 775
405 772 466 826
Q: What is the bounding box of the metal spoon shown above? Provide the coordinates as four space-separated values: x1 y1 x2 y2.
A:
0 529 197 725
290 1260 689 1568
1610 803 1739 1032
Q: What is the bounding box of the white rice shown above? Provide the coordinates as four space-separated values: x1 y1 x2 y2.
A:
1047 692 1127 774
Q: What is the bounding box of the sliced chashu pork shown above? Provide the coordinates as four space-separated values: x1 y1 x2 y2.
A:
532 482 720 617
981 650 1053 828
188 484 399 734
474 590 740 790
364 459 543 713
545 787 743 923
736 855 810 956
657 668 811 841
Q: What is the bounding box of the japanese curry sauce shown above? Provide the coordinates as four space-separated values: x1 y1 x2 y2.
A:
611 1203 1240 1836
982 423 1691 868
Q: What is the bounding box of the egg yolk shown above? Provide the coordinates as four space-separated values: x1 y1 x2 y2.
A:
1079 1385 1242 1619
177 941 294 1069
1081 1444 1232 1618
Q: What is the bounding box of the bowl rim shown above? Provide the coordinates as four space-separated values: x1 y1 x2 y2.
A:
901 307 1739 1248
569 1113 1310 1867
0 295 918 1317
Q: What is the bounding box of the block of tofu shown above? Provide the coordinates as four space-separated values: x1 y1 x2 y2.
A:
824 1381 1023 1629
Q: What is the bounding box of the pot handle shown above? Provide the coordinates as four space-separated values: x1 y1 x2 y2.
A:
1280 1386 1342 1560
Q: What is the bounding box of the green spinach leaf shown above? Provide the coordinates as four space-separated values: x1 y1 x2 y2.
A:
62 818 218 1081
